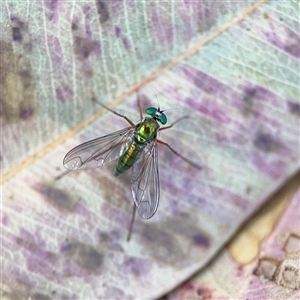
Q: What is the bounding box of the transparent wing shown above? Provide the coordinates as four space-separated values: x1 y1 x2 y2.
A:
131 141 160 219
63 126 135 170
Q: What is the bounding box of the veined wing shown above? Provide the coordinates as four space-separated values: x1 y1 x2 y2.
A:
63 126 135 170
131 141 159 219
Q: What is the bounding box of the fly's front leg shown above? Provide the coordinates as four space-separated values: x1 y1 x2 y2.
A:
54 170 71 180
159 115 189 131
137 96 143 121
157 139 202 170
92 98 135 126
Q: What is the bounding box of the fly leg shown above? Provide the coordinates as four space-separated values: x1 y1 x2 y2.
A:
158 115 201 169
159 115 189 131
137 95 144 121
92 98 135 126
54 170 71 180
127 202 137 242
157 139 202 170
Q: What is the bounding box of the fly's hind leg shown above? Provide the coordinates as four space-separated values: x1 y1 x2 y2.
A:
92 97 135 126
157 139 202 170
127 202 137 242
158 115 202 169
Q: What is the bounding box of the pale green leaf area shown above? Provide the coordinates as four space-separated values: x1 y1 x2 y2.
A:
1 0 299 299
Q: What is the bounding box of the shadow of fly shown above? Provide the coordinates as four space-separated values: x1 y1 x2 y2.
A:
63 98 201 240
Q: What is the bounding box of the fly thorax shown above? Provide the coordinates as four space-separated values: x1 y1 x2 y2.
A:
136 118 159 143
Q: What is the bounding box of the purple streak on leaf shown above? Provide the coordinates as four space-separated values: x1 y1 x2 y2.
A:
253 132 282 153
33 293 52 300
95 0 110 24
47 35 63 65
101 203 131 229
181 0 220 33
82 5 94 38
56 85 73 102
45 0 60 23
46 0 60 12
192 233 210 248
238 87 257 117
239 82 284 107
82 4 91 15
137 224 185 267
110 0 126 18
186 97 231 123
287 101 300 116
14 229 60 280
114 26 131 49
123 256 152 277
115 26 121 37
1 213 8 225
60 240 104 275
251 153 286 180
98 231 124 252
34 183 78 212
121 37 130 50
163 176 250 222
263 18 300 59
150 9 173 50
10 16 27 43
73 36 101 60
179 65 229 96
12 26 22 42
19 107 34 120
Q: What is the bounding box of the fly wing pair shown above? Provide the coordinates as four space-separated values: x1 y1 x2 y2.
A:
63 126 159 219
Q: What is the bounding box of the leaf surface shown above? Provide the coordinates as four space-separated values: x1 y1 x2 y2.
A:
1 0 299 298
165 179 300 299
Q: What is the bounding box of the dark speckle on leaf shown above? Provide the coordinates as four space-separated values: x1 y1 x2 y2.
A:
46 0 60 12
253 132 279 152
73 36 100 60
115 26 121 37
240 88 256 116
12 27 22 42
99 232 110 242
33 293 52 300
35 184 77 212
287 101 300 116
139 225 185 267
78 247 103 273
71 21 78 31
61 240 104 274
192 233 210 248
96 0 110 24
10 16 28 44
19 107 34 119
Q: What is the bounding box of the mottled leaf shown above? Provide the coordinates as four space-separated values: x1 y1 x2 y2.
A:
165 178 300 299
1 0 299 299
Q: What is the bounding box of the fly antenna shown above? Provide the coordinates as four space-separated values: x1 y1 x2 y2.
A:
155 93 160 110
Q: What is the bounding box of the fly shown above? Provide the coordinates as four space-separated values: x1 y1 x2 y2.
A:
63 98 201 238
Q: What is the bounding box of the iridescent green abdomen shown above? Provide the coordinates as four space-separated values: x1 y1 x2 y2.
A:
114 118 159 176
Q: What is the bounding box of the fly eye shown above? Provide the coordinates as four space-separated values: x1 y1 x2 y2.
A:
145 107 157 116
160 113 167 125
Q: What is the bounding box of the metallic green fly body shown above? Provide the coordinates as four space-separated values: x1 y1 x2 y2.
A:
63 99 200 220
